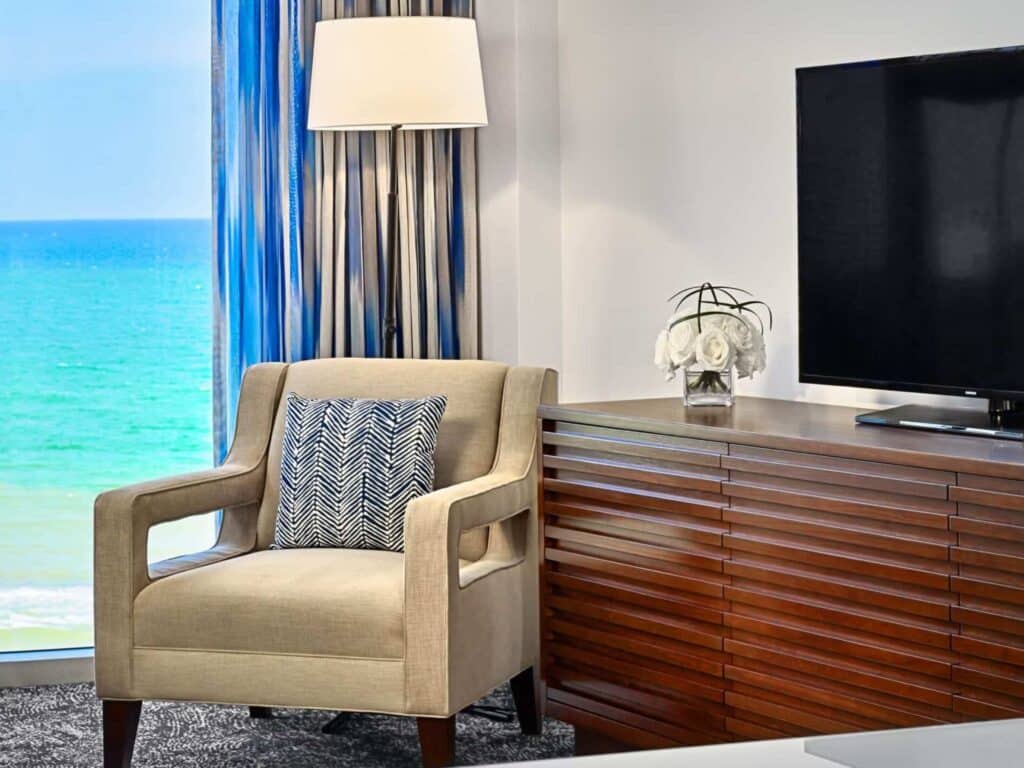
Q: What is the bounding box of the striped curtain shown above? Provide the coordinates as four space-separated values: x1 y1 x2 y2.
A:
212 0 480 460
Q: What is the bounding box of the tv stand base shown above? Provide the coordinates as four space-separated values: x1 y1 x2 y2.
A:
856 402 1024 440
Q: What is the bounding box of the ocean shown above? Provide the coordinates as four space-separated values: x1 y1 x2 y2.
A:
0 219 215 652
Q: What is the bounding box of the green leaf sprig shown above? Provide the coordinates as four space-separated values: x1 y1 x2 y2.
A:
667 282 773 333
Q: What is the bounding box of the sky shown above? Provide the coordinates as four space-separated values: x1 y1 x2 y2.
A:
0 1 211 221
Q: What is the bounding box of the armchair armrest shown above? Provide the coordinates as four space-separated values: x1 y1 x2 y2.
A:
404 471 531 589
95 463 265 590
407 470 531 530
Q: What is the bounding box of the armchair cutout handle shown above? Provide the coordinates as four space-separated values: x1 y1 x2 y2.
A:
458 505 530 589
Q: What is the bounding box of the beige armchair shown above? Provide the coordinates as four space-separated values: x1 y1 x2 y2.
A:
94 358 556 768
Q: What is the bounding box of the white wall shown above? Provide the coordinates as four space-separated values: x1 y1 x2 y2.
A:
476 0 520 366
476 0 562 372
551 0 1024 405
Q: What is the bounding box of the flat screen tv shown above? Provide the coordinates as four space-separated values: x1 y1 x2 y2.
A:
797 46 1024 437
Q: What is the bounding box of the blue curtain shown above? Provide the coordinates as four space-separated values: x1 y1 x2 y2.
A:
212 0 479 461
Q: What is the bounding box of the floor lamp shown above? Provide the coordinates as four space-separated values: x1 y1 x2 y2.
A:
307 16 488 359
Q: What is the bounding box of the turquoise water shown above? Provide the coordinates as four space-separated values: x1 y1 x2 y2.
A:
0 219 216 651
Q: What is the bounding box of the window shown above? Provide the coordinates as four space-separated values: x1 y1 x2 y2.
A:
0 3 212 653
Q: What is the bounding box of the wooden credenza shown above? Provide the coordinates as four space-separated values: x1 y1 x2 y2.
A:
537 396 1024 751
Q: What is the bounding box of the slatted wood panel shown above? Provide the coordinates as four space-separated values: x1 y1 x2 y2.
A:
541 421 731 746
951 474 1024 717
721 445 958 735
539 413 1024 751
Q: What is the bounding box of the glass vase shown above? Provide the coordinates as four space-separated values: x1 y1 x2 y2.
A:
683 365 735 407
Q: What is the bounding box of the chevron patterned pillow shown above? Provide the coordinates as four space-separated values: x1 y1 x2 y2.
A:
273 393 448 552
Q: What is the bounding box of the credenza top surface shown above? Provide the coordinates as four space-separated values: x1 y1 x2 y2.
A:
540 396 1024 478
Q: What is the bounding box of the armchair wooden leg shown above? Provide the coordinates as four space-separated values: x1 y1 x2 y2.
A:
249 706 273 719
103 700 141 768
509 666 543 736
416 715 456 768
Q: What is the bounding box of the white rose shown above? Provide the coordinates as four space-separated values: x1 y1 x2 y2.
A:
750 326 766 370
695 326 734 372
654 330 671 370
700 313 726 328
667 319 698 367
735 350 755 379
736 326 767 379
723 315 755 353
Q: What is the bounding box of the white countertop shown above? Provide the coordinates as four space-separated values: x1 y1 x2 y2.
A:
490 719 1024 767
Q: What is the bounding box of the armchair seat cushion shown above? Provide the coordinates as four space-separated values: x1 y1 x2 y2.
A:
133 549 406 660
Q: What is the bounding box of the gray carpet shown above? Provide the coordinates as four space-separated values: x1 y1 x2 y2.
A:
0 683 573 768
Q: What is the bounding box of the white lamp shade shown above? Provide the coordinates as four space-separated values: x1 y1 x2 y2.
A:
307 17 488 131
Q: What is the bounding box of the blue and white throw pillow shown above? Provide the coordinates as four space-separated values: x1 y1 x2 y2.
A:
273 393 448 552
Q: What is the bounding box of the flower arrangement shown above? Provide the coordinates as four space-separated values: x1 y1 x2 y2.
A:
654 282 772 405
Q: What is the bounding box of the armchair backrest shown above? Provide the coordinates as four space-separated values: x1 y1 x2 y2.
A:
254 357 510 549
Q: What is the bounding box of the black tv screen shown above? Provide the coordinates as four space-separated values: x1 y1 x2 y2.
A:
798 46 1024 400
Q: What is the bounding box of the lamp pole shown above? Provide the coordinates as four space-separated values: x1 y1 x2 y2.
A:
383 124 401 358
